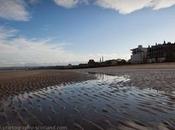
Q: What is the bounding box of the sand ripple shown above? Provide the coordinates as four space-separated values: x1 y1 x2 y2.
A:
0 73 175 130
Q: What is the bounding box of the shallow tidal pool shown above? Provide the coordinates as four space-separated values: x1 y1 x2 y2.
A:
0 74 175 130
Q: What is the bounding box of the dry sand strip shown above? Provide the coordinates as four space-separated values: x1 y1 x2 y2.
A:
0 70 94 98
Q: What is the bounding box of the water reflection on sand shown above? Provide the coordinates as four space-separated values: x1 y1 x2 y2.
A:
0 74 175 130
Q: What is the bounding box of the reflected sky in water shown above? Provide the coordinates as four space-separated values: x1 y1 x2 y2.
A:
0 74 175 129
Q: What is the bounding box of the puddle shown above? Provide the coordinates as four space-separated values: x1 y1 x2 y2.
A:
0 74 175 129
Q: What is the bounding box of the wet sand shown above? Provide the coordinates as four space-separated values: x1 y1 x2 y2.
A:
0 70 93 98
0 64 175 130
77 63 175 92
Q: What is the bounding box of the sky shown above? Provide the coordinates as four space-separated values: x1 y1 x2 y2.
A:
1 0 175 67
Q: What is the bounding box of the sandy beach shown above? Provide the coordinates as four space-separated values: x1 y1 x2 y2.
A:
0 63 175 130
77 63 175 92
0 70 93 99
2 0 175 129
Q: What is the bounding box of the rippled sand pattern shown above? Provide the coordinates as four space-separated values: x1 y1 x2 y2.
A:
0 73 175 130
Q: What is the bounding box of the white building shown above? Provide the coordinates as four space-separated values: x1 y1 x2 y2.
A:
130 45 147 64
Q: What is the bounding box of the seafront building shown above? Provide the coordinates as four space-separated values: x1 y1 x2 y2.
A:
147 42 175 63
131 42 175 64
130 45 147 64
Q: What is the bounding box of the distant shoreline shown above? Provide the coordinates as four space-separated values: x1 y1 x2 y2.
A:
1 62 175 71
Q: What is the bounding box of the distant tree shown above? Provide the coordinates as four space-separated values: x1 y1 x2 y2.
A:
120 59 126 64
88 59 95 65
87 59 97 67
167 42 171 44
67 64 72 67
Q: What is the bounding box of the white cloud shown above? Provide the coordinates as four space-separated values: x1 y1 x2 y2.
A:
54 0 80 8
0 0 174 21
151 0 175 10
53 0 89 8
95 0 150 14
53 0 175 14
0 0 30 21
0 27 78 67
0 26 126 67
95 0 175 14
0 26 17 39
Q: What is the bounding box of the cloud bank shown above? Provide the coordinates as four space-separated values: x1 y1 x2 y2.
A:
0 0 30 21
53 0 175 14
0 26 77 67
0 26 125 67
1 0 175 21
95 0 175 14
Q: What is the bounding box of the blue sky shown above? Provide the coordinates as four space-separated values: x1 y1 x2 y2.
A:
1 0 175 67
